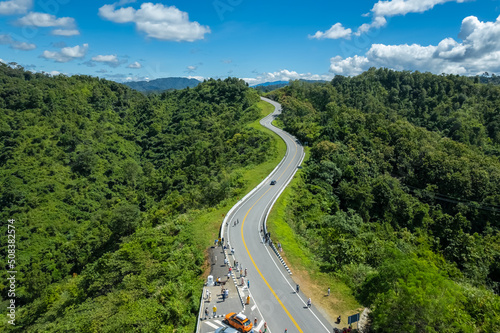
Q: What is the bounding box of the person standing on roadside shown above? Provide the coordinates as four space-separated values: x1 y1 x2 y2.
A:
213 305 217 317
296 284 300 293
307 298 312 308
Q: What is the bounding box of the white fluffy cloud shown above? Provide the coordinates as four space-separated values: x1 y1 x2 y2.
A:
329 55 371 75
187 75 204 81
41 44 88 63
371 0 466 17
11 41 36 50
309 23 352 40
243 69 333 86
127 61 142 68
91 54 126 68
17 12 75 27
0 33 36 51
47 70 61 76
329 15 500 76
92 54 118 63
0 0 32 15
355 16 387 36
52 29 80 36
313 0 467 40
17 12 80 36
99 2 210 42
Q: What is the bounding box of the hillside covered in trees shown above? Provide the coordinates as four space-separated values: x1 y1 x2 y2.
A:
268 69 500 332
0 63 273 331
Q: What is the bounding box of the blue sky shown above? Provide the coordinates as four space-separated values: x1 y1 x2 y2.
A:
1 0 500 84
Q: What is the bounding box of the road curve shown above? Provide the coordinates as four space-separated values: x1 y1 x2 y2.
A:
225 97 332 333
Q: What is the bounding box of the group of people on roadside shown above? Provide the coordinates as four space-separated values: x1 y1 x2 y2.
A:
214 237 225 247
220 287 229 301
214 276 225 286
204 305 218 318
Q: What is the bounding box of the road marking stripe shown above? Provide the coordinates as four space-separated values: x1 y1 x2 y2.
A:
251 304 257 311
204 321 219 329
256 320 265 331
241 140 304 333
214 320 224 325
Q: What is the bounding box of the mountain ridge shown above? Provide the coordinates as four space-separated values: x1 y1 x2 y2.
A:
124 77 201 92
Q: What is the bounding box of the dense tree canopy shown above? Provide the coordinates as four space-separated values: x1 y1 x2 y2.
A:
268 68 500 332
0 63 271 331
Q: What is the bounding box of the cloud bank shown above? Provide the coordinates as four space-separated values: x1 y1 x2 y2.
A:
311 0 468 40
99 2 210 42
0 0 32 15
330 15 500 76
41 44 89 63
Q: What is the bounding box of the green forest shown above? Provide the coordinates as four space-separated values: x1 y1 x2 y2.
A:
2 63 500 332
0 63 274 332
266 68 500 332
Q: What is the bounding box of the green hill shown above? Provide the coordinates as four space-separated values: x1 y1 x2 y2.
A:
0 63 271 332
267 68 500 332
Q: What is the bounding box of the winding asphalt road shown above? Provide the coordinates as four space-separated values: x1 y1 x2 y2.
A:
225 97 332 333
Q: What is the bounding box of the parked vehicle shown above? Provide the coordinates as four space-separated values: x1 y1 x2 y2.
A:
224 312 253 332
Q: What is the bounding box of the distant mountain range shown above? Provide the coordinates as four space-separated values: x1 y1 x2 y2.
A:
251 80 289 87
252 79 328 92
124 77 328 93
124 77 201 93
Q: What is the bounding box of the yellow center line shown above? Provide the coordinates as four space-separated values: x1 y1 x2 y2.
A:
240 135 302 332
